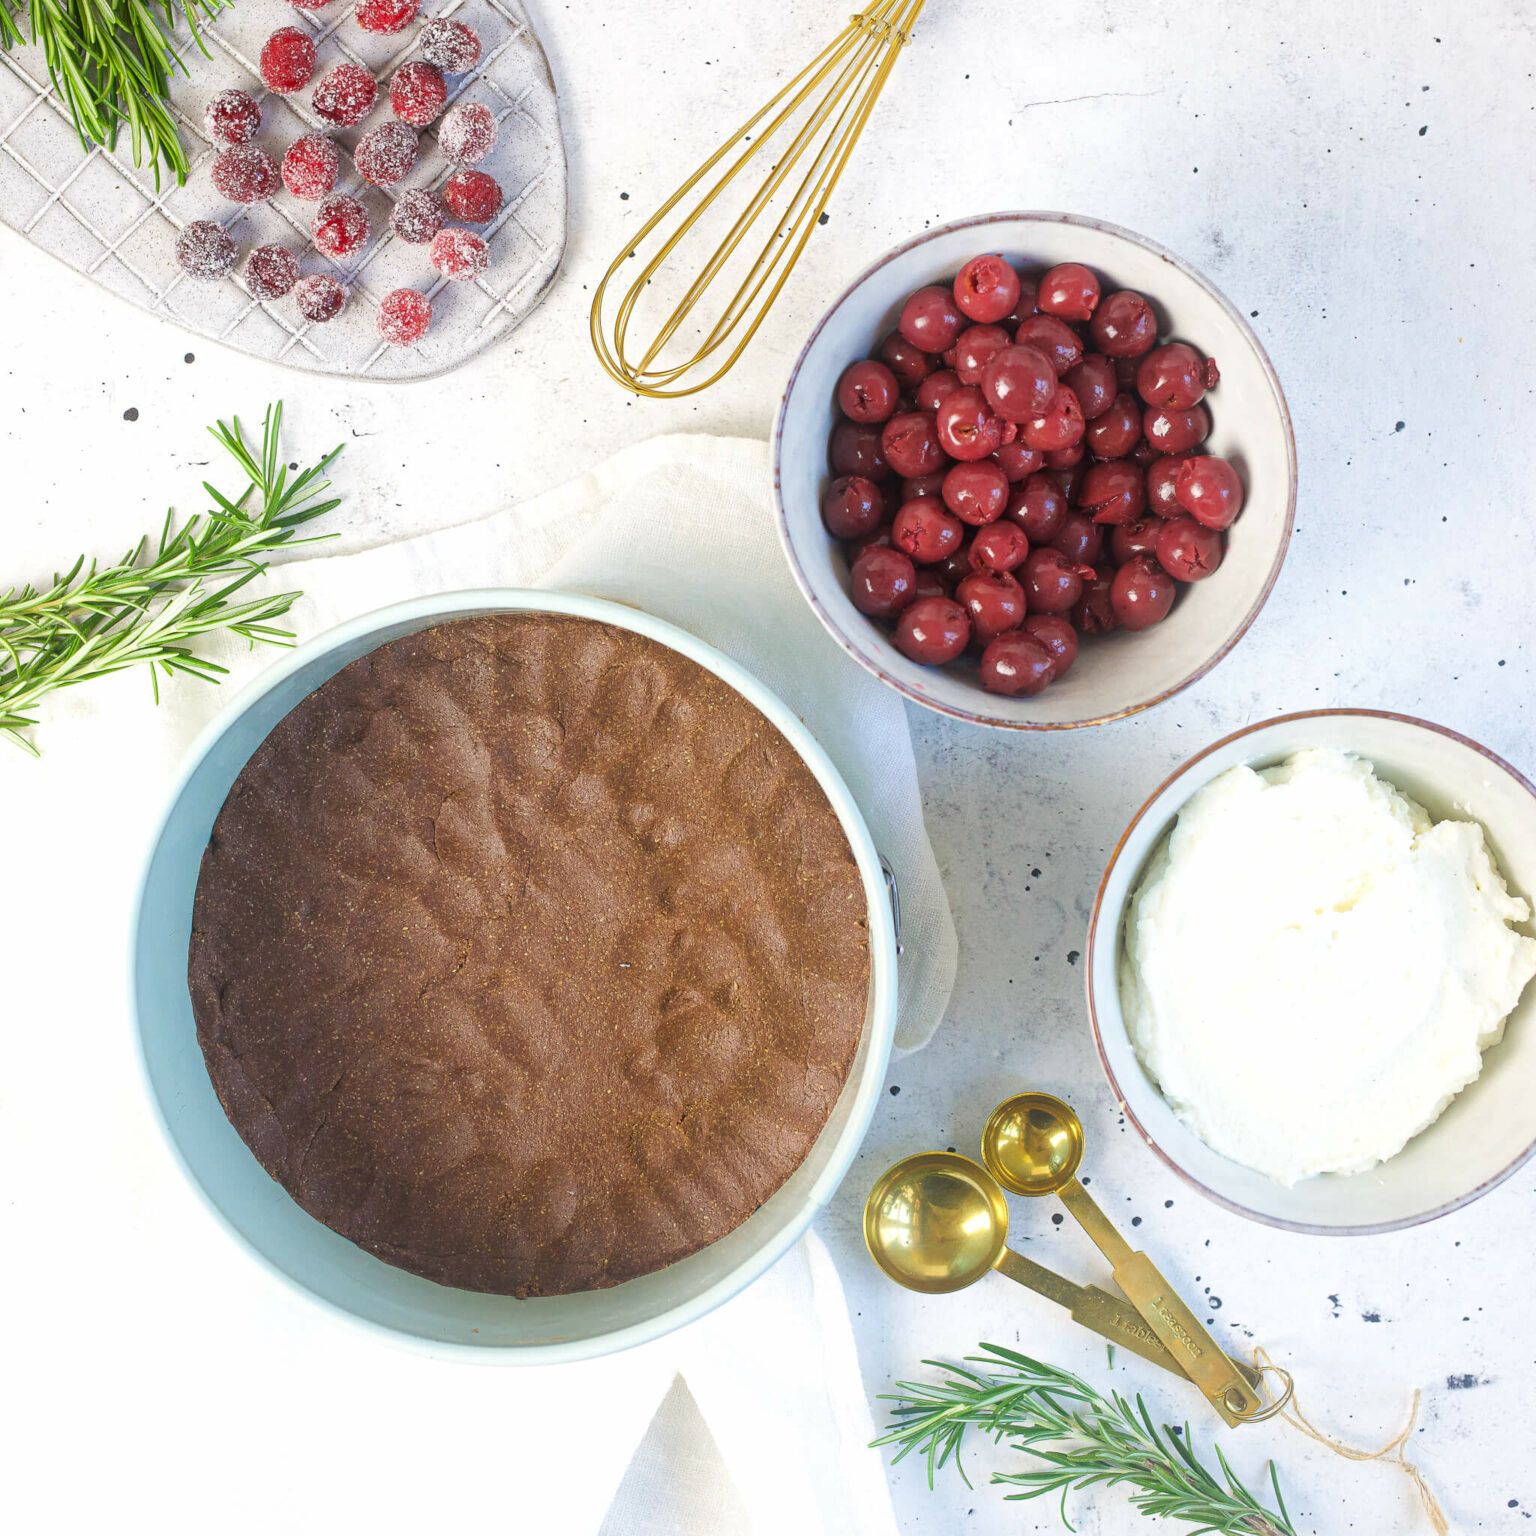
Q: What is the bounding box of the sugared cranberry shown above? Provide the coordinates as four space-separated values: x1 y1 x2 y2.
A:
898 285 965 353
937 387 1005 461
439 101 498 164
282 134 338 199
1156 516 1225 581
1109 517 1162 564
430 227 490 282
969 520 1029 574
1021 547 1084 615
894 597 970 665
993 440 1044 482
980 632 1055 696
390 61 448 126
205 88 260 146
288 0 334 9
850 546 917 617
822 476 885 539
942 461 1009 526
878 331 933 388
1145 454 1188 515
355 120 417 186
1073 567 1118 634
953 254 1022 324
242 244 299 300
1111 555 1176 630
1136 342 1208 408
1174 455 1243 529
1022 615 1078 677
1144 402 1211 454
294 273 346 322
1037 262 1100 322
211 144 278 203
390 188 446 244
313 194 369 258
1091 290 1158 358
837 359 900 424
893 498 965 565
1007 473 1068 543
377 288 432 345
1014 314 1083 374
917 369 961 413
1085 393 1141 460
1080 461 1146 525
1063 354 1117 420
981 343 1057 422
313 63 377 126
419 17 482 72
881 410 944 478
952 324 1011 386
260 27 316 93
830 421 888 478
356 0 416 32
174 220 237 280
443 169 504 222
1051 511 1104 566
957 570 1026 643
1021 385 1085 453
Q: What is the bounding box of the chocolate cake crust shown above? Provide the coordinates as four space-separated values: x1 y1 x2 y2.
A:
188 614 870 1296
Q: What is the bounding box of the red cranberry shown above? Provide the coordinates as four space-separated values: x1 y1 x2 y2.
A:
1080 461 1146 525
993 440 1044 482
355 120 417 186
391 188 446 244
1136 342 1208 408
1130 438 1159 466
878 331 933 388
1091 290 1158 358
1021 547 1085 614
969 520 1029 574
1037 262 1101 322
419 16 482 71
942 461 1009 526
377 288 433 345
936 387 1005 461
259 28 316 94
1085 393 1141 460
211 144 278 203
881 411 943 478
439 102 498 165
1145 454 1189 515
444 169 504 223
1174 455 1243 529
1008 473 1068 543
1014 314 1083 373
390 61 448 126
893 499 965 564
294 273 346 323
205 88 260 146
1022 614 1078 677
1111 555 1176 629
1003 273 1039 324
935 548 977 589
1054 460 1084 505
898 285 965 353
981 343 1057 422
1045 441 1084 471
313 63 377 126
957 570 1026 643
1021 385 1085 453
356 0 417 32
894 597 970 665
313 194 369 257
1110 517 1162 564
980 632 1055 696
1073 567 1118 633
953 324 1012 385
1144 402 1211 454
902 473 945 500
1062 354 1117 420
837 360 900 424
953 254 1022 324
1156 516 1225 581
850 546 918 617
823 476 885 538
242 244 299 300
917 369 962 413
282 134 338 200
174 220 237 280
1051 511 1104 566
912 570 947 601
830 421 888 478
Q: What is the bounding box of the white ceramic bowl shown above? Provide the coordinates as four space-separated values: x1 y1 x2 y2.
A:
1089 709 1536 1233
131 590 898 1359
773 212 1296 729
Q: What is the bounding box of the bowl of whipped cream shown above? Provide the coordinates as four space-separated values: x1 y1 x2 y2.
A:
1088 710 1536 1233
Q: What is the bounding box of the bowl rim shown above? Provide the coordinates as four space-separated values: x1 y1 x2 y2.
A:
770 209 1299 730
128 587 899 1360
1086 706 1536 1235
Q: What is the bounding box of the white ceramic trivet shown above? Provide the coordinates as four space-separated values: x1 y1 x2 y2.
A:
0 0 566 380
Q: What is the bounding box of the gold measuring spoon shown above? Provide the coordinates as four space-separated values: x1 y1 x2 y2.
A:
982 1093 1265 1428
863 1151 1253 1382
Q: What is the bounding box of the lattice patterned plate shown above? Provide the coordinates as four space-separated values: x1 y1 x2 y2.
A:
0 0 566 380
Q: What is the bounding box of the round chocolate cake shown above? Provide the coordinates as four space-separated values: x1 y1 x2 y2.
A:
188 613 871 1297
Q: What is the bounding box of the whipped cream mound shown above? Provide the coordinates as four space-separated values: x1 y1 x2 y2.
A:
1121 748 1536 1186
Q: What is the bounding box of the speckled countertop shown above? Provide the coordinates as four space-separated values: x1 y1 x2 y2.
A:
4 1 1535 1532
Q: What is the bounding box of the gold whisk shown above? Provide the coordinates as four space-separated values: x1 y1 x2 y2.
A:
589 1 926 399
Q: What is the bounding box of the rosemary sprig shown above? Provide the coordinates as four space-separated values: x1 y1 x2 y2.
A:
1 0 231 185
874 1344 1297 1536
0 402 342 754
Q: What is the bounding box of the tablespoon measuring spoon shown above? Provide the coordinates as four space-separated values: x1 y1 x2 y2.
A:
863 1151 1258 1384
981 1093 1265 1428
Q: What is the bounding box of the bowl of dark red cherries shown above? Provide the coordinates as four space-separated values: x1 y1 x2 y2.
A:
773 213 1296 728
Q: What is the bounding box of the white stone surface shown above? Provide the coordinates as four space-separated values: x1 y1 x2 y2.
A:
4 1 1535 1531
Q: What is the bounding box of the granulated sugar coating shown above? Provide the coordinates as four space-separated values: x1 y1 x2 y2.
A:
312 63 377 126
175 220 238 281
281 134 339 200
294 273 346 322
437 101 497 165
377 288 432 345
312 194 370 258
355 120 417 186
443 169 503 223
429 226 489 282
242 244 300 300
211 144 279 203
205 89 260 146
260 28 317 94
356 0 417 32
388 60 446 125
389 188 446 244
418 17 480 72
